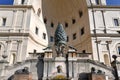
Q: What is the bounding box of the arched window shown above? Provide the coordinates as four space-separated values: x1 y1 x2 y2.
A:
104 54 110 66
65 22 68 28
10 54 16 65
79 11 83 18
21 0 25 4
44 18 47 24
96 0 100 5
37 8 41 16
51 22 54 27
72 19 76 24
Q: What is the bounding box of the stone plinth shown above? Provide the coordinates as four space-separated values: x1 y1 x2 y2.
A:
54 57 66 73
13 73 32 80
89 74 105 80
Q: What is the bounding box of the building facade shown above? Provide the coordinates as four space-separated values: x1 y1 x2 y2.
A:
0 0 120 79
0 0 48 65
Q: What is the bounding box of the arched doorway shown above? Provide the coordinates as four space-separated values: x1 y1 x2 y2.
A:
104 54 110 66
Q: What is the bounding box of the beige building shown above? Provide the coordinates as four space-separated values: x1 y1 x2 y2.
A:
0 0 120 65
43 0 120 66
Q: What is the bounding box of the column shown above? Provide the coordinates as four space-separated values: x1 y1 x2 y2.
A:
68 61 72 77
43 59 48 78
16 40 23 62
73 61 77 77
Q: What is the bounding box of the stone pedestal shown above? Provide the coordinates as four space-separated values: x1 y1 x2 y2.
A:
43 57 67 79
13 73 32 80
89 74 105 80
54 57 66 73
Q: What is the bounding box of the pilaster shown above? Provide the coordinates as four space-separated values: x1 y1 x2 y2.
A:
6 40 12 62
16 40 23 62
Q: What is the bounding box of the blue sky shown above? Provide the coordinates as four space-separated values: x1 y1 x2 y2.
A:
107 0 120 5
0 0 120 5
0 0 13 5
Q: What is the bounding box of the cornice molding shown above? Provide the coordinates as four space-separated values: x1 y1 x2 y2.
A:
0 5 35 12
0 33 29 36
91 33 120 37
88 5 120 9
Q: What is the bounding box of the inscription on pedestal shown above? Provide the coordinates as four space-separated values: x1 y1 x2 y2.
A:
89 74 105 80
14 74 32 80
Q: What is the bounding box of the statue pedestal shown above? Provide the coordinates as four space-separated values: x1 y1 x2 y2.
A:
13 73 32 80
89 73 105 80
54 57 66 73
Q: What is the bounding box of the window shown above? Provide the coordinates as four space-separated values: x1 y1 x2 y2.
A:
80 27 85 35
82 50 86 53
114 19 119 26
10 54 16 65
0 45 1 54
79 11 83 18
96 0 100 5
65 22 68 28
44 18 47 24
67 36 69 42
37 8 41 16
73 33 76 40
104 54 110 65
43 33 46 40
21 0 25 4
50 36 54 42
35 27 39 35
51 22 54 27
72 19 76 24
2 18 6 26
0 45 1 50
118 46 120 55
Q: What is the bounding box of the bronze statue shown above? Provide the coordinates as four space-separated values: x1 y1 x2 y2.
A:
54 24 67 57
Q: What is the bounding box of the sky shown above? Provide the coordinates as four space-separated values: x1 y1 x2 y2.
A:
107 0 120 5
0 0 13 5
0 0 120 5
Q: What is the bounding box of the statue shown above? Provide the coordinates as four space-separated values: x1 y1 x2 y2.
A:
15 67 29 74
57 65 62 73
54 24 67 57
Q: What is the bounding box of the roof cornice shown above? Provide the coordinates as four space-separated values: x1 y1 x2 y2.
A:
88 5 120 9
0 5 35 12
